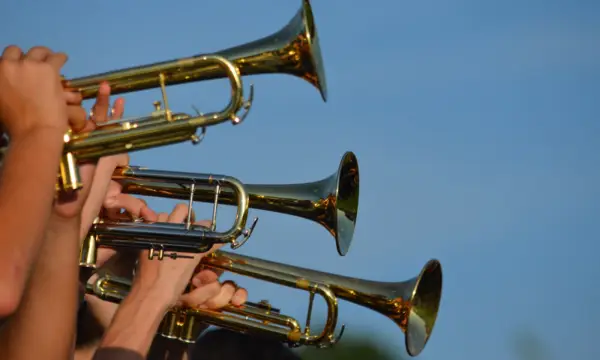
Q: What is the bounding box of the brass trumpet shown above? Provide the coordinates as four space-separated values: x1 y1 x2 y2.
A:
79 171 258 268
55 0 326 192
113 151 358 257
87 252 443 356
79 151 358 267
58 56 252 193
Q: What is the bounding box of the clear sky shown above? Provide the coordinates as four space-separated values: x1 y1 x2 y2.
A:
2 0 598 359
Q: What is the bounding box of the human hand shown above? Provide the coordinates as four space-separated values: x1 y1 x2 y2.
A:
93 191 159 270
52 82 127 222
0 45 82 141
179 265 248 310
133 204 247 309
81 196 159 330
76 82 149 238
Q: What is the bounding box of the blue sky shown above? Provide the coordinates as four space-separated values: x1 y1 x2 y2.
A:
2 0 598 359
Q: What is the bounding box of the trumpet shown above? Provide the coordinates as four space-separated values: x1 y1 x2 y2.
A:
79 171 258 268
58 56 252 193
87 252 443 356
55 0 326 192
79 151 359 267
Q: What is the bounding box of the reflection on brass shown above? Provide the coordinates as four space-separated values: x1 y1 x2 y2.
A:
88 252 442 356
110 151 359 257
39 0 326 193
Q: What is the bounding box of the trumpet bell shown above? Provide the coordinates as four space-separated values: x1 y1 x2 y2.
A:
217 0 327 101
63 0 326 102
113 151 359 256
205 252 443 356
87 250 442 355
333 152 360 255
242 150 359 256
403 259 443 356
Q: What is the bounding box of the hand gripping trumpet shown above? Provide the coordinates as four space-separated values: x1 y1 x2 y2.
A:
79 171 259 268
57 55 253 193
87 252 443 356
49 0 326 193
79 151 359 268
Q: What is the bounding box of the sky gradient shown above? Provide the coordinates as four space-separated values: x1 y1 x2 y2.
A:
2 0 598 359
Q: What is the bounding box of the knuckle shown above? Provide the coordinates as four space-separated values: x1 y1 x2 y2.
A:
28 45 50 54
204 298 220 309
157 212 169 221
55 52 68 62
4 44 21 52
1 45 21 57
173 203 188 212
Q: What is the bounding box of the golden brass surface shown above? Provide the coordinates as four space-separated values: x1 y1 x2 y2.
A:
63 0 326 102
79 171 258 268
79 151 357 268
112 151 359 256
54 55 251 193
43 0 326 193
88 252 442 356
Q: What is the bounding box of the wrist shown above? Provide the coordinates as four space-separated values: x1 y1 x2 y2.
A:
129 279 174 311
10 126 66 147
47 212 81 237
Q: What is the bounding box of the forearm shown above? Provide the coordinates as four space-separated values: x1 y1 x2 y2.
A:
0 216 81 360
96 284 171 358
78 296 195 360
0 129 64 314
78 332 193 360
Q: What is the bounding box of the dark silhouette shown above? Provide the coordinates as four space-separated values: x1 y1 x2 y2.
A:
299 337 397 360
190 329 301 360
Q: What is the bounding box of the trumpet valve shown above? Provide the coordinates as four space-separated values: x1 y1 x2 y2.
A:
159 310 181 339
148 248 164 260
256 300 275 314
151 100 168 117
58 132 82 192
180 313 206 343
79 228 98 268
148 247 194 261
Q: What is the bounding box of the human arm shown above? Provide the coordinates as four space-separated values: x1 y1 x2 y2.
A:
90 205 247 359
0 45 81 316
0 79 124 359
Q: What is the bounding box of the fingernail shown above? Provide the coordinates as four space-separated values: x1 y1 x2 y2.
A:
99 82 110 94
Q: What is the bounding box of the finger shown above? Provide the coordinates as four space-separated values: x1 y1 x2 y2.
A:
114 153 130 167
67 105 87 133
231 287 248 306
194 220 211 228
109 98 125 121
167 203 195 224
23 46 51 62
201 243 224 257
90 82 111 123
191 269 220 287
104 194 149 220
179 282 221 308
1 45 22 60
95 248 118 268
45 52 68 72
203 280 237 309
64 91 83 106
156 212 169 222
193 263 224 278
140 205 158 222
